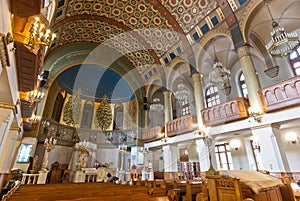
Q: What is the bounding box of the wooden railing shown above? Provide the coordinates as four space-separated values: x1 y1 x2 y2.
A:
21 174 39 184
166 115 197 137
260 75 300 112
142 126 164 142
201 97 249 126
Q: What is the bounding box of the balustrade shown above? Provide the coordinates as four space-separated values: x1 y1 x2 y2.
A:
142 126 164 142
21 173 39 184
260 75 300 112
201 98 249 126
166 115 197 137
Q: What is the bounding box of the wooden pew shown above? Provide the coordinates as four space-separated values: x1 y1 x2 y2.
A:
7 183 151 201
182 181 202 201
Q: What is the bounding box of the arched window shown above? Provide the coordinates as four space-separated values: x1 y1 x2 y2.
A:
289 45 300 75
205 85 220 107
51 93 64 122
239 73 248 98
81 102 94 128
114 103 123 130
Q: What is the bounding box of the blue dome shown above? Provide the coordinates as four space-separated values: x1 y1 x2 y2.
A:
56 64 135 103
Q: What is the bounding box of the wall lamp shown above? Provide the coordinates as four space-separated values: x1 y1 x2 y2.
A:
285 133 298 144
230 139 241 151
248 107 263 123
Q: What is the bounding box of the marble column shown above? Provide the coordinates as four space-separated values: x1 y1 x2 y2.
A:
237 45 263 114
251 124 290 174
163 91 173 123
192 72 205 129
195 139 210 173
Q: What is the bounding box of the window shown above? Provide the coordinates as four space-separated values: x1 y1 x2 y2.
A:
17 144 33 163
181 99 190 116
205 85 220 107
81 102 94 128
215 143 233 170
289 45 300 75
114 103 124 130
239 73 248 98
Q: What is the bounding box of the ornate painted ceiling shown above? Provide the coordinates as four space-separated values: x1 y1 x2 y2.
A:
49 0 217 73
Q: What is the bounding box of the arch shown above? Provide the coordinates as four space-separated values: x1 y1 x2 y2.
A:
51 91 65 122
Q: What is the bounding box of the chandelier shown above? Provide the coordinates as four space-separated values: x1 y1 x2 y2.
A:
265 3 299 57
208 39 231 95
28 17 56 49
174 68 190 101
149 98 164 112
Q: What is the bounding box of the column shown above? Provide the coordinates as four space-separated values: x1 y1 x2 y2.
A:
192 72 205 128
251 124 290 174
163 91 173 123
1 129 18 173
162 145 178 180
195 139 210 173
237 45 263 114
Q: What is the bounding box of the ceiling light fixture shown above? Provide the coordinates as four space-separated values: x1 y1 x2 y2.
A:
265 2 299 57
174 68 190 102
149 97 164 112
208 39 231 95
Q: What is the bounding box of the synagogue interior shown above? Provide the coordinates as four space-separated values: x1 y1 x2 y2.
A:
0 0 300 201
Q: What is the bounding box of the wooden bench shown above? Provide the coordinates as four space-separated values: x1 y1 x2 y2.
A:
7 183 152 201
182 181 203 201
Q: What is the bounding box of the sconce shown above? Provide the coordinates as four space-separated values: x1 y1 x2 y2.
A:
250 136 261 152
230 139 241 150
192 123 206 137
248 107 263 123
28 17 56 50
29 114 41 122
29 90 45 102
285 133 298 144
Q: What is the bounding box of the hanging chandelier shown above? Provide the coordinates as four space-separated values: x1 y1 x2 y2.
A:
174 68 190 101
265 3 299 57
149 98 164 112
208 39 231 95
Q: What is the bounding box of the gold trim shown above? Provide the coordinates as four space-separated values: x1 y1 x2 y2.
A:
10 126 21 131
0 102 15 110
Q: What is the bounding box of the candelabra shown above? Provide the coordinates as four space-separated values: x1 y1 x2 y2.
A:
203 136 219 176
42 136 57 172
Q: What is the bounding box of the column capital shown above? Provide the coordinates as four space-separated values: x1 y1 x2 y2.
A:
163 90 172 96
192 72 202 83
237 45 251 58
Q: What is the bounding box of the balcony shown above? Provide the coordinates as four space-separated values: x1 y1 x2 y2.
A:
142 126 164 143
166 114 197 137
201 97 249 126
260 75 300 112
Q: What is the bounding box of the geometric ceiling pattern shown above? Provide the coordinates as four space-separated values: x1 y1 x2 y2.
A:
51 0 212 73
161 0 217 33
58 20 155 73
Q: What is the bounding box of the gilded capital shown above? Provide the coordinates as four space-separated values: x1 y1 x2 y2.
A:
192 72 201 83
237 45 251 58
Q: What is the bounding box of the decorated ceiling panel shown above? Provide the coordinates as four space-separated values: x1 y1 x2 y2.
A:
160 0 217 33
51 0 187 74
